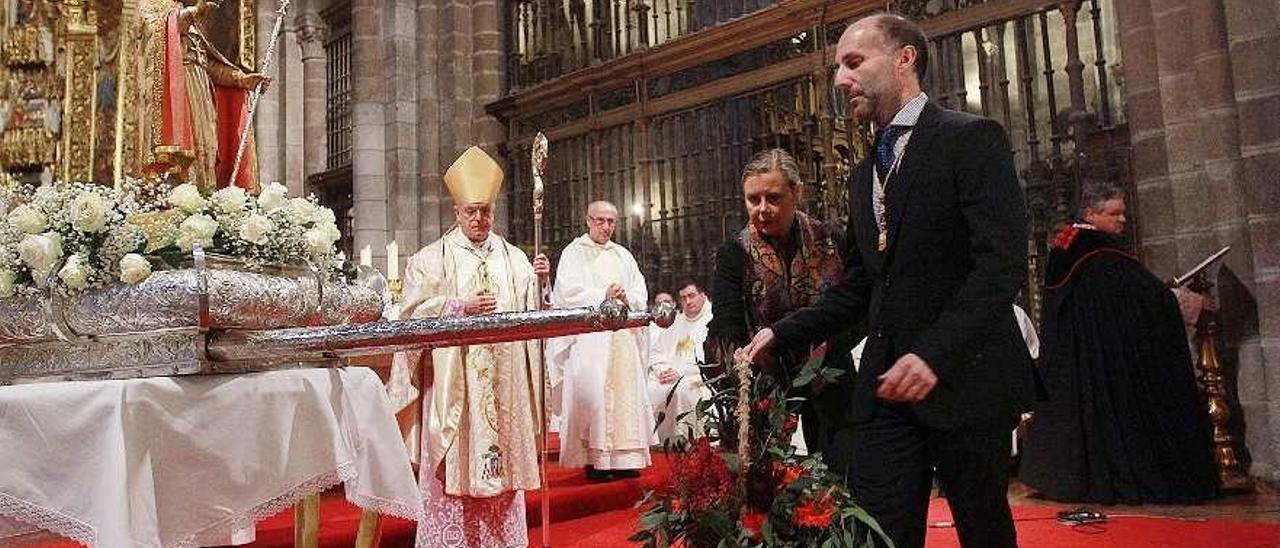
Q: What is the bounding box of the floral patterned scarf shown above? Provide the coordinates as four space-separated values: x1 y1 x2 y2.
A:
737 212 842 332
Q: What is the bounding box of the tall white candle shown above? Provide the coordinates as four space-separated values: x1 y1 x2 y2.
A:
387 241 399 280
359 245 372 267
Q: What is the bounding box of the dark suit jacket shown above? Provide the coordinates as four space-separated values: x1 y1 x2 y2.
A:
772 102 1035 430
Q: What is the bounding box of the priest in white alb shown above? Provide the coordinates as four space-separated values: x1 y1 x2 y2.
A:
388 146 549 547
549 200 654 481
648 279 713 444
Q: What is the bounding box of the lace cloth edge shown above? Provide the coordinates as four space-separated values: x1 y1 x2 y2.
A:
346 492 426 524
0 490 98 547
1 462 420 548
171 461 360 548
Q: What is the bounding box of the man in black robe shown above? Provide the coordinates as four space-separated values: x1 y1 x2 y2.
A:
1019 180 1219 504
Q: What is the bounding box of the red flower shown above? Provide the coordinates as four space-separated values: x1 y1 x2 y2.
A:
669 438 734 513
754 397 772 412
1051 225 1081 250
781 464 803 487
741 511 767 541
783 414 799 434
670 497 684 513
793 492 837 528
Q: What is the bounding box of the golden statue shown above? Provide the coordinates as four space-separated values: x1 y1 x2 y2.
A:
127 0 267 192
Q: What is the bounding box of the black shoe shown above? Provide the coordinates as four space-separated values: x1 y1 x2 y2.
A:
611 469 641 479
585 466 614 482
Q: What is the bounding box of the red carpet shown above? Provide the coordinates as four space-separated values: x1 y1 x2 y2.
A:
925 500 1280 548
29 455 1280 547
245 451 673 547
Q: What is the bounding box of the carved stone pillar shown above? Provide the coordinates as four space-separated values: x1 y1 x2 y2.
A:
296 13 329 179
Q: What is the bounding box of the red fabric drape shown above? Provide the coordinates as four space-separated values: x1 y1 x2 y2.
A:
213 85 257 191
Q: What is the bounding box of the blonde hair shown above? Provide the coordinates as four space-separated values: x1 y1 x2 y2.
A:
741 148 802 189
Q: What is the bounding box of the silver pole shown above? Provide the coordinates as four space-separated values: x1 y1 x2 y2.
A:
531 131 552 548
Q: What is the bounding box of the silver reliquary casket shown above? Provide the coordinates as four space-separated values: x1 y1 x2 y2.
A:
0 251 383 383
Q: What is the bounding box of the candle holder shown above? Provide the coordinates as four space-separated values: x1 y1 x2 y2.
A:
387 278 403 303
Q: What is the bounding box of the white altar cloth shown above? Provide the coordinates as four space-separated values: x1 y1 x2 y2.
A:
0 368 422 548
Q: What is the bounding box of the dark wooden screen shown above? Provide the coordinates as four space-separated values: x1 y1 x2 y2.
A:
494 0 1129 320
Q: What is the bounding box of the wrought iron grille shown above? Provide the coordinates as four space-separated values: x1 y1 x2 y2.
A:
499 0 1129 319
507 0 781 90
325 12 353 171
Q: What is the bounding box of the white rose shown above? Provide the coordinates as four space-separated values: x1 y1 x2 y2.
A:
303 228 333 258
316 221 341 243
69 193 110 233
0 268 15 298
167 183 208 213
313 205 336 226
257 182 289 212
211 186 250 214
17 232 62 278
238 213 275 245
118 253 152 285
284 197 316 225
8 205 47 234
58 255 90 290
175 214 219 251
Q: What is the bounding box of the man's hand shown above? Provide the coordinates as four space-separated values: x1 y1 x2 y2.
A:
741 327 777 367
462 294 497 316
1172 287 1205 326
876 353 937 402
605 283 626 301
657 368 680 385
532 254 550 277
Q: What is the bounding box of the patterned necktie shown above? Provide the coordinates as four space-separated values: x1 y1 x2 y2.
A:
875 125 906 177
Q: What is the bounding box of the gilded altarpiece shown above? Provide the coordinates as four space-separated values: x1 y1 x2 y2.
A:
1 0 255 186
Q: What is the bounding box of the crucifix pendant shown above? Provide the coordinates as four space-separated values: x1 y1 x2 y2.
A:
877 231 888 251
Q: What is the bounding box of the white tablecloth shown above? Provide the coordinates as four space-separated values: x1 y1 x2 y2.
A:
0 368 422 548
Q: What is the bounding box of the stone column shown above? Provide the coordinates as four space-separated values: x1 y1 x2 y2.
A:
1223 0 1280 485
1119 0 1280 485
255 0 284 186
472 0 508 231
296 12 329 179
417 1 446 240
385 0 421 254
281 21 306 190
351 0 389 271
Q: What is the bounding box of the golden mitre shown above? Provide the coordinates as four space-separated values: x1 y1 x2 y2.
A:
443 146 504 204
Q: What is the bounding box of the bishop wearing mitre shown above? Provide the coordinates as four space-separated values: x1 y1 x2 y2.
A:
389 146 550 547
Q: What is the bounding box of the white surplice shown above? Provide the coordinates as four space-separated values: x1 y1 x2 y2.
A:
549 234 654 469
389 228 542 548
647 301 713 444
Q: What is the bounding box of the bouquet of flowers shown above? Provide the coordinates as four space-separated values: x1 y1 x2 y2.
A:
632 347 891 547
0 179 346 299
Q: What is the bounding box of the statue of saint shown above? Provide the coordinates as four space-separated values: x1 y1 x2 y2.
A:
129 0 267 192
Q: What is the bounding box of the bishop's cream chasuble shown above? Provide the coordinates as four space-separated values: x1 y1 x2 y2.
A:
389 228 542 547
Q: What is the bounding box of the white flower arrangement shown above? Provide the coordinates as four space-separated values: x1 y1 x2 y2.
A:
0 179 347 298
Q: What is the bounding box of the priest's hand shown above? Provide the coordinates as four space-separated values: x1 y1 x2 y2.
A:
657 368 680 384
876 353 937 402
462 295 497 316
532 254 550 278
606 283 626 302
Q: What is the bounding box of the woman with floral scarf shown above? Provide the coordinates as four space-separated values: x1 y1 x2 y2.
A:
705 148 855 451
